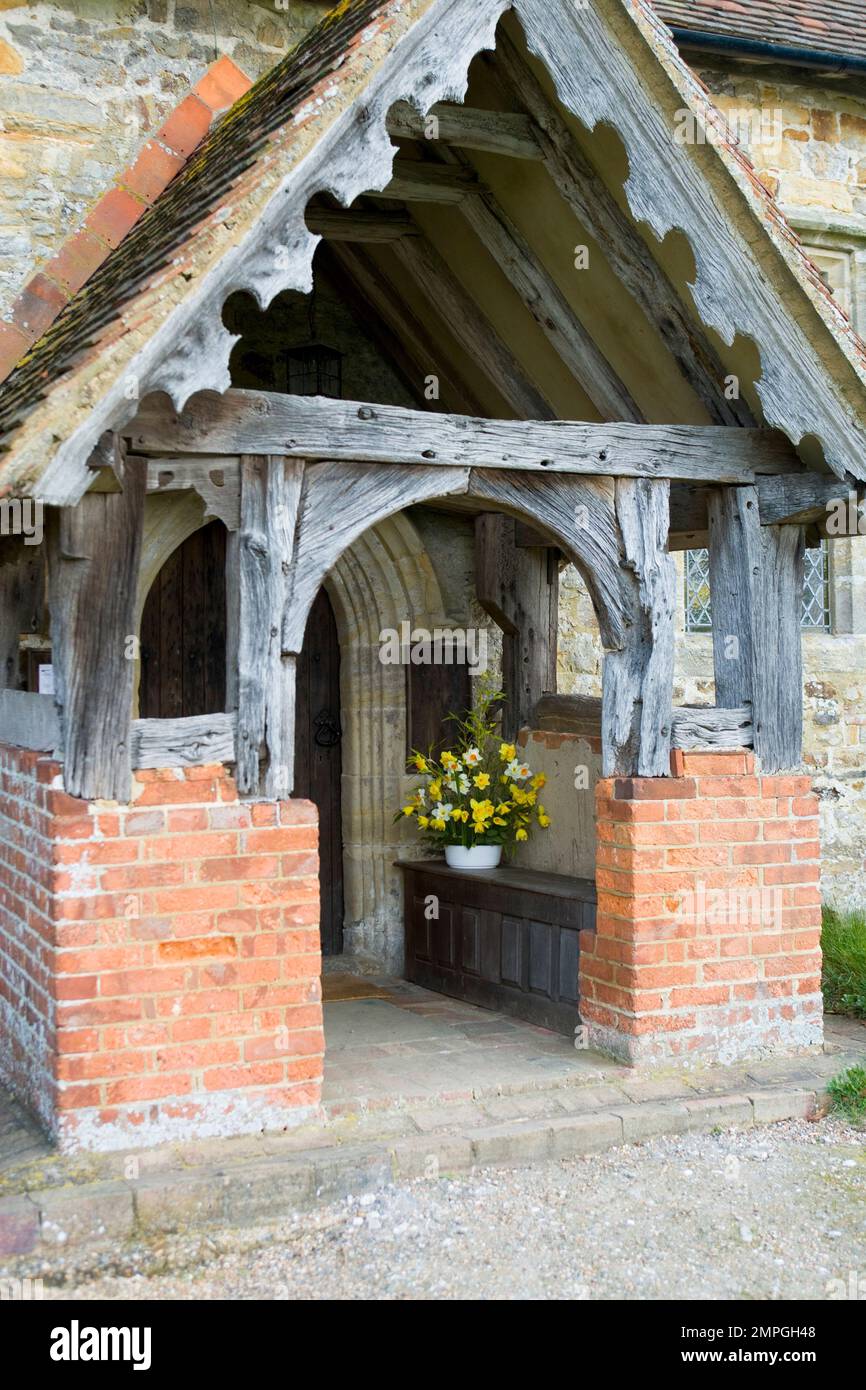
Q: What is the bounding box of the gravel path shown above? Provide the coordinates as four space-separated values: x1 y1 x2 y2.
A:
37 1118 866 1301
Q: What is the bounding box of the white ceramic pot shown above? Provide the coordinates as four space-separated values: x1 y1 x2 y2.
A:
444 844 502 870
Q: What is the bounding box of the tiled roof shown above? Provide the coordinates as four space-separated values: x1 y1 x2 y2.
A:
0 56 252 384
654 1 866 64
0 0 389 457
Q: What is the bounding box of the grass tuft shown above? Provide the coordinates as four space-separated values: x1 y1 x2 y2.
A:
821 907 866 1019
827 1066 866 1123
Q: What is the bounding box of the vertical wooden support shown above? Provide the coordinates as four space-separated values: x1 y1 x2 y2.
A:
224 530 240 713
707 486 804 773
475 513 558 738
46 458 147 801
0 537 43 689
602 479 676 777
236 455 303 798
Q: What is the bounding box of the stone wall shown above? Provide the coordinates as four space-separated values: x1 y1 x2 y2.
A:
0 742 323 1152
0 0 325 313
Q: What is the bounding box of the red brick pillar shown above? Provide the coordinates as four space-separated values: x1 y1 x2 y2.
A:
580 751 823 1065
0 743 323 1151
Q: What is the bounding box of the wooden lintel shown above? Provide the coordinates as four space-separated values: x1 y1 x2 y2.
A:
130 390 802 483
386 102 543 160
142 455 241 530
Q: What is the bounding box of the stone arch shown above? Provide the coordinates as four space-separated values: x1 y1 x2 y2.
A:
324 512 451 971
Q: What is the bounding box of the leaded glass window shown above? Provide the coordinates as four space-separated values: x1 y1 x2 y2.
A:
684 542 830 633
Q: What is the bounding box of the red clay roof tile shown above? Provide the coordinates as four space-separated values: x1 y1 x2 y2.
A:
654 1 866 63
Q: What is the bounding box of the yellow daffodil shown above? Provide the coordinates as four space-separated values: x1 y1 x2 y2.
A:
499 742 516 763
538 813 551 828
412 754 429 773
418 815 430 829
516 828 528 842
402 805 416 818
473 772 490 789
531 773 546 790
431 818 446 832
493 817 507 827
441 751 459 771
473 821 490 835
429 780 442 801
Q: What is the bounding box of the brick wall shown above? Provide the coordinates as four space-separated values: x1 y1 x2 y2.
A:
580 751 824 1066
0 742 323 1152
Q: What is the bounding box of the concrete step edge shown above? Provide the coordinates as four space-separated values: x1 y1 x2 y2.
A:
0 1086 820 1260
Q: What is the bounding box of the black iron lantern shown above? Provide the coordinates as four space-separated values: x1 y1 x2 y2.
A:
285 341 343 399
285 284 343 398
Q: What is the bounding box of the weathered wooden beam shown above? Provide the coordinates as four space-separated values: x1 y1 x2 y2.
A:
475 513 558 737
86 430 126 485
707 487 804 772
380 159 480 204
131 712 236 770
46 461 147 801
532 693 754 750
602 478 677 777
494 30 756 429
755 471 859 527
0 535 43 689
387 102 543 160
143 456 240 530
283 461 472 655
389 232 555 419
306 207 420 243
236 456 303 799
0 689 60 751
451 159 644 422
130 391 801 482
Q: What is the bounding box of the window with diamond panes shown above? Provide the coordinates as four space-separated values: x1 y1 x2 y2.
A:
684 542 830 633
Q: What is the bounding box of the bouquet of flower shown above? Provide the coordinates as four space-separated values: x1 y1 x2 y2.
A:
395 685 551 853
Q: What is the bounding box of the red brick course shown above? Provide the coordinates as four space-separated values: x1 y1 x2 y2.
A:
0 743 322 1151
581 750 824 1064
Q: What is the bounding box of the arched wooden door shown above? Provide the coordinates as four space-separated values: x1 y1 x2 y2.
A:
294 587 344 956
139 522 227 718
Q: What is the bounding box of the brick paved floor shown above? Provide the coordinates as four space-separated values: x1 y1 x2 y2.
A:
322 977 623 1116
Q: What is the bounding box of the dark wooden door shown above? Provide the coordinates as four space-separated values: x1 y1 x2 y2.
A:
139 522 227 719
294 587 344 956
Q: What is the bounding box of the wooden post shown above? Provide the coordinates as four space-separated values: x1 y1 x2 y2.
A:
707 486 804 773
46 458 146 801
235 455 303 798
602 478 677 778
0 536 43 690
475 513 558 737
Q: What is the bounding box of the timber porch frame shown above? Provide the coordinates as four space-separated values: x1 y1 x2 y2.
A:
0 387 824 803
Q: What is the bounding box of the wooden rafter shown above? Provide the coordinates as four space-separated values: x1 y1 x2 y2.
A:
386 102 543 160
389 232 555 419
493 31 756 429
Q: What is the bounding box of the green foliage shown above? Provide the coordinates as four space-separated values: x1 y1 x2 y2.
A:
827 1066 866 1122
821 907 866 1019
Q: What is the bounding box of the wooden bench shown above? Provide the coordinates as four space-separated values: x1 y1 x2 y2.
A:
396 859 597 1036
